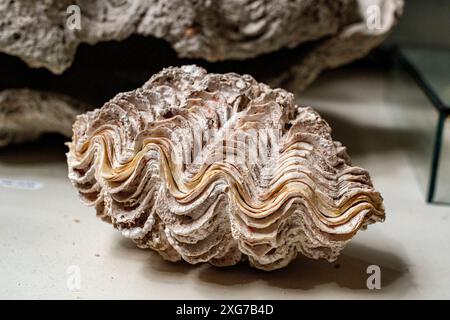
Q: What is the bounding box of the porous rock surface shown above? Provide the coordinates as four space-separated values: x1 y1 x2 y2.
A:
0 89 91 147
0 0 403 75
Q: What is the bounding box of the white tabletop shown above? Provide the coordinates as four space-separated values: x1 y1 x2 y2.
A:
1 65 449 299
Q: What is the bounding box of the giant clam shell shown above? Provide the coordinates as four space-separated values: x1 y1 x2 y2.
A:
67 65 384 270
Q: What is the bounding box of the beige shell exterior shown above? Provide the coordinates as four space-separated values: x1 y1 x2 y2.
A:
67 66 384 270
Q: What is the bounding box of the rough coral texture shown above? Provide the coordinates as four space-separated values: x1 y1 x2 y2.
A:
0 89 90 147
274 0 404 92
0 0 403 147
0 0 403 75
67 66 385 270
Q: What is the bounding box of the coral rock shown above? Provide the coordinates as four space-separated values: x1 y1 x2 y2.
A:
0 89 90 147
67 66 384 270
0 0 403 147
0 0 403 75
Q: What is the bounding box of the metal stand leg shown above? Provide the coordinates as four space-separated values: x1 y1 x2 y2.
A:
427 113 445 203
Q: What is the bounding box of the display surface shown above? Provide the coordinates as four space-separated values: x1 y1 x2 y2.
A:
67 66 384 271
3 65 450 299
